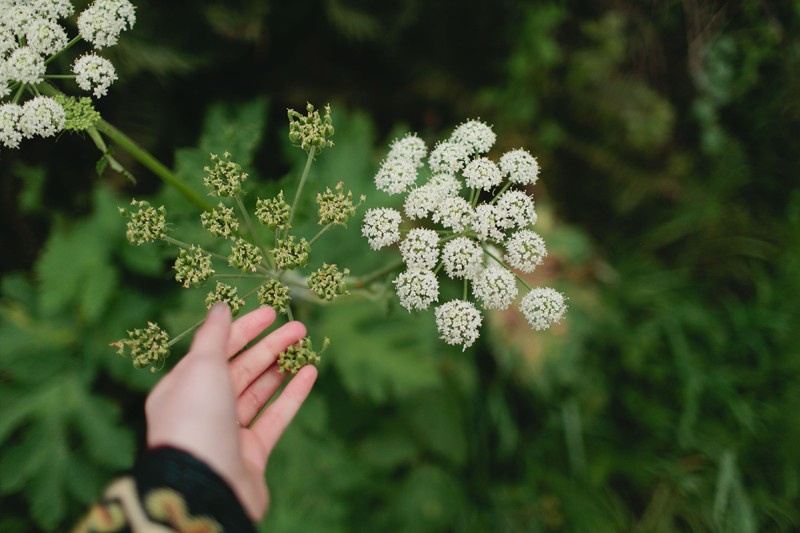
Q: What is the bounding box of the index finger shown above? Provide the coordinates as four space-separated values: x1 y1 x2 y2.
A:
225 306 277 359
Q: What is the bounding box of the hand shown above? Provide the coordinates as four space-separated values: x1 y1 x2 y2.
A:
144 303 317 521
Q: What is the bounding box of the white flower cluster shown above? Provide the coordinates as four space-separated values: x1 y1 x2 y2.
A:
0 0 133 149
362 118 567 350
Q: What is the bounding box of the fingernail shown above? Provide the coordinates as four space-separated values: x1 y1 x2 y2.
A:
210 302 230 316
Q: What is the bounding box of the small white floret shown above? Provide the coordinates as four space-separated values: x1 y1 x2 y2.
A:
33 0 76 21
429 140 469 174
388 133 427 168
472 203 506 242
504 230 547 273
73 53 118 97
24 18 68 56
435 299 482 351
375 157 417 195
18 96 65 138
450 119 496 154
78 0 137 49
472 266 518 310
499 149 539 185
394 268 439 312
432 196 474 233
399 228 439 270
463 157 503 191
6 47 46 85
495 189 537 230
442 237 483 280
361 208 402 250
0 103 24 149
519 287 567 330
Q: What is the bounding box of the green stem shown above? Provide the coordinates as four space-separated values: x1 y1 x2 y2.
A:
463 279 468 300
286 305 294 322
285 148 316 238
438 232 466 245
471 188 481 208
162 236 229 263
483 248 532 291
44 35 81 65
353 257 404 288
490 182 513 204
213 274 266 279
36 83 212 210
95 119 213 212
469 188 476 206
12 84 25 104
434 261 443 275
168 318 205 347
236 195 273 268
308 222 335 247
87 125 137 184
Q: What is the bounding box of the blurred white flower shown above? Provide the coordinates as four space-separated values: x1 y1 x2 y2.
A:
375 157 417 195
519 287 567 330
500 149 539 186
78 0 137 49
73 53 118 97
0 103 23 148
504 229 546 273
361 207 402 250
435 299 482 351
399 227 439 270
473 266 517 310
463 157 503 191
394 268 439 312
450 119 496 154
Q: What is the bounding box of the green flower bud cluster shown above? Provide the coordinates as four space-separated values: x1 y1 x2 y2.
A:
201 202 239 239
205 281 246 317
54 95 100 132
174 246 215 288
288 103 334 151
308 263 350 301
255 191 291 231
316 181 365 226
274 236 310 270
110 322 170 372
257 280 292 314
119 199 167 245
278 336 329 375
228 238 262 272
203 151 248 197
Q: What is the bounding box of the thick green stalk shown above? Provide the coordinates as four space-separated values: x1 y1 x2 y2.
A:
284 148 316 238
95 120 213 212
353 258 404 288
168 318 205 347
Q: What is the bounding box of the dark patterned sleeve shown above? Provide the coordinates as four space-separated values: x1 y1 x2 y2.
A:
72 447 258 533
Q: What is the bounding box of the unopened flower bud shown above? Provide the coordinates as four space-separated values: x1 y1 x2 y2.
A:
287 103 334 151
174 246 214 288
307 263 350 301
203 152 248 197
228 237 262 273
255 191 291 231
274 236 309 270
201 202 239 239
205 281 245 316
257 280 291 314
120 199 167 245
278 336 327 375
317 181 364 226
110 321 170 372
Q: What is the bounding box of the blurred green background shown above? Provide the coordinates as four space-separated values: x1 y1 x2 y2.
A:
1 0 799 531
